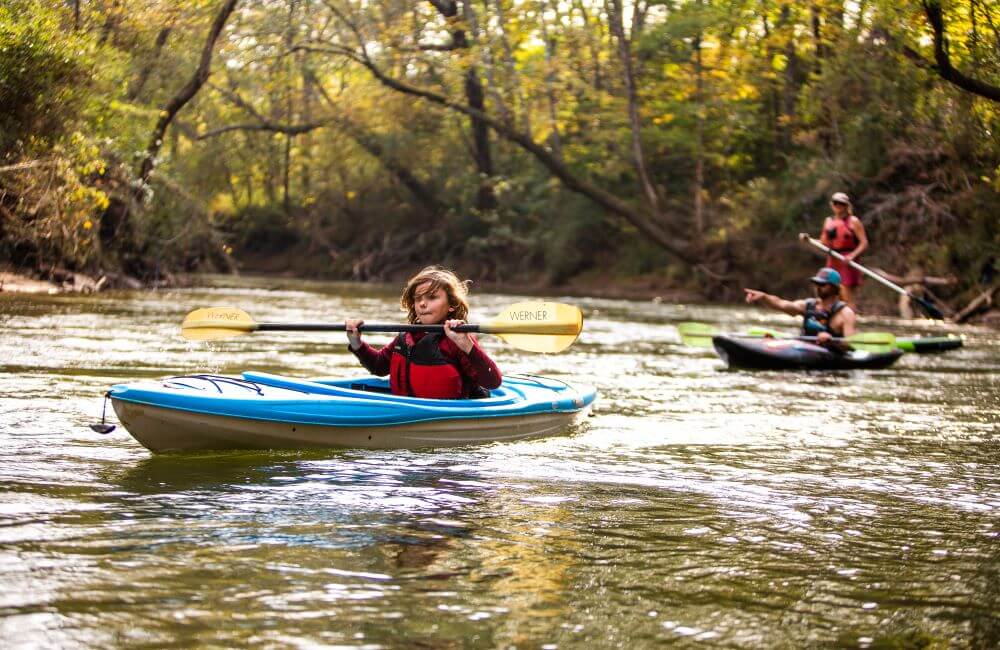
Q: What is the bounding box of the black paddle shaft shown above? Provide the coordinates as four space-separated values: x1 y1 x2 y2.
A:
805 237 944 319
258 323 483 333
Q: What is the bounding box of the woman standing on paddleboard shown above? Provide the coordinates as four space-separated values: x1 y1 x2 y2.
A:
803 192 869 308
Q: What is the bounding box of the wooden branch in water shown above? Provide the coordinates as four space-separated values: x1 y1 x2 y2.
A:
870 267 957 286
952 285 1000 324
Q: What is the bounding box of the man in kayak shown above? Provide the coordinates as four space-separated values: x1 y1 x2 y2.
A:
345 266 502 399
743 267 858 352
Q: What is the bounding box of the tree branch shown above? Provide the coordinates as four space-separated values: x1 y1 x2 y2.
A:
916 1 1000 102
137 0 240 183
197 121 332 139
343 41 703 267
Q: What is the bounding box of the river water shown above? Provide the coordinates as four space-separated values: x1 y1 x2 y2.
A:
1 276 998 647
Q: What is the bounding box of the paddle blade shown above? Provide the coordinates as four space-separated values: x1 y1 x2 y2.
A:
846 332 896 346
487 301 583 353
746 326 784 338
913 296 944 320
677 322 719 348
181 307 259 341
842 331 896 353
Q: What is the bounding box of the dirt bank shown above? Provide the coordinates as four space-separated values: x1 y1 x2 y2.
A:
0 271 62 294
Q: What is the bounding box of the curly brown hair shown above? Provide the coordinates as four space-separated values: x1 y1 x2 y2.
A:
400 266 472 324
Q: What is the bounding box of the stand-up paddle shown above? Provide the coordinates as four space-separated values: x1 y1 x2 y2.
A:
803 236 944 319
181 301 584 353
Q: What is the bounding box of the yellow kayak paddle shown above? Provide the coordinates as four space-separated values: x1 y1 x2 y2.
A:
181 301 584 353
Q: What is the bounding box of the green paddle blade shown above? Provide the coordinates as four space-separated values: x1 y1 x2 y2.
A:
747 326 785 338
845 332 896 346
484 301 583 353
677 322 719 348
895 335 963 353
181 307 259 341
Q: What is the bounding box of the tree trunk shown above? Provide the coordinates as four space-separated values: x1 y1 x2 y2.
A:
539 0 563 160
428 0 497 210
127 25 173 101
353 52 708 270
607 0 662 214
811 4 823 73
282 0 297 215
301 61 314 197
573 0 603 91
137 0 240 184
779 3 799 152
101 0 239 275
492 0 529 133
693 11 705 237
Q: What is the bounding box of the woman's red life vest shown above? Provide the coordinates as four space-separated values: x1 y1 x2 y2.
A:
389 333 464 399
825 217 859 253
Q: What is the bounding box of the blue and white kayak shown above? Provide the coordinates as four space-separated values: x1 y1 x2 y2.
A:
109 372 596 453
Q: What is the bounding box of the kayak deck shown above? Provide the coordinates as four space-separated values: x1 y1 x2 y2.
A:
109 373 596 453
712 335 904 371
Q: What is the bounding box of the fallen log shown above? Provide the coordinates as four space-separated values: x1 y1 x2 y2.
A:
871 267 956 318
952 284 1000 324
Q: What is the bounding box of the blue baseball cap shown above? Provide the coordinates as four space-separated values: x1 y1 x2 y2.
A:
810 267 842 286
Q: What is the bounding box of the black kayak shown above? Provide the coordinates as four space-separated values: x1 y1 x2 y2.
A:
712 335 904 370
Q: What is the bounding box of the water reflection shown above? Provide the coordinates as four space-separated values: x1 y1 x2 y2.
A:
0 282 998 646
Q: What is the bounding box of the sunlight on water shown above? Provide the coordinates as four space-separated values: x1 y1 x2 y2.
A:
1 280 998 647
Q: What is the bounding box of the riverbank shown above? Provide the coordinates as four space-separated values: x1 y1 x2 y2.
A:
0 267 169 295
0 271 62 294
4 265 997 328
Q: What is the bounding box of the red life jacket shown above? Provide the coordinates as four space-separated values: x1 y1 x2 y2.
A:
389 333 464 399
825 217 859 253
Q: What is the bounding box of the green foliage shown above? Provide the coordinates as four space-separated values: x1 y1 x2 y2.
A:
1 0 998 304
0 1 122 154
0 1 132 270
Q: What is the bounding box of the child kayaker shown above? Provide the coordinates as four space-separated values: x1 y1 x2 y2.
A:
345 266 502 399
743 267 858 352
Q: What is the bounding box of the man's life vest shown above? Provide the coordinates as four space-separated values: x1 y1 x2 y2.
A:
825 217 859 253
389 332 465 399
802 298 847 337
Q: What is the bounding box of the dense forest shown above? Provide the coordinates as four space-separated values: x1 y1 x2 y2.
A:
1 0 998 309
